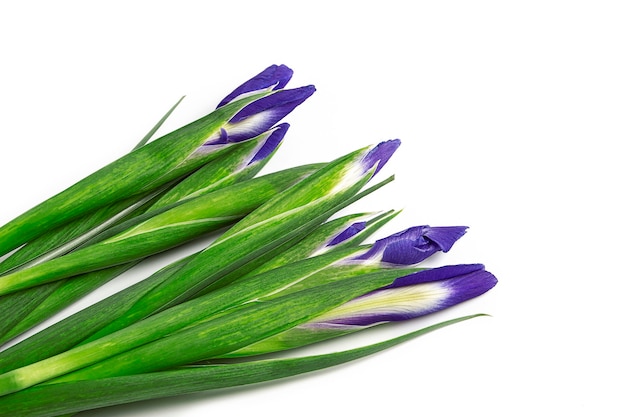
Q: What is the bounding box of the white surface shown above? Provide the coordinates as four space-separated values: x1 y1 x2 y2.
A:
1 1 624 416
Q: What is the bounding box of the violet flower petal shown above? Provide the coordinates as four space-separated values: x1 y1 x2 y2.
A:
356 225 467 265
223 85 316 143
422 226 468 252
387 263 485 288
327 221 368 246
247 123 289 166
361 139 401 176
230 86 315 123
217 64 293 108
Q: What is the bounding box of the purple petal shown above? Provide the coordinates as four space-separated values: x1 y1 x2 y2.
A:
356 225 467 265
229 85 315 123
423 226 468 252
318 266 497 327
387 263 486 288
438 269 498 311
327 221 367 246
361 139 401 176
223 85 315 143
247 123 289 166
217 64 293 108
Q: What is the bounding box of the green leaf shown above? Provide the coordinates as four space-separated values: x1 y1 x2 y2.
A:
126 147 381 317
132 96 185 150
0 175 393 374
0 263 416 392
0 98 189 343
0 263 138 345
0 256 193 375
0 91 271 257
192 211 388 295
0 166 317 296
0 315 485 417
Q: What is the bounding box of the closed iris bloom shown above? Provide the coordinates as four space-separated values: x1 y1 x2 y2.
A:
308 264 497 328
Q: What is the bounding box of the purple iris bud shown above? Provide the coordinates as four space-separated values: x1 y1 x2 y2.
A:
310 264 497 327
327 221 367 246
201 85 315 148
224 85 316 143
247 123 289 166
361 139 401 176
356 225 468 265
217 64 293 108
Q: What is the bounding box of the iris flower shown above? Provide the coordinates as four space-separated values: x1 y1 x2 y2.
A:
0 65 498 417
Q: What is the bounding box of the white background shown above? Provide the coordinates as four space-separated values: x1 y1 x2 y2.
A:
1 1 625 416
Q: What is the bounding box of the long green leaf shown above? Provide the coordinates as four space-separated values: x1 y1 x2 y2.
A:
0 267 413 393
0 315 485 417
0 247 369 388
132 96 185 150
0 150 287 346
0 256 193 374
0 96 185 275
0 99 192 343
0 90 272 257
196 210 399 295
0 166 317 296
0 176 393 373
12 269 417 389
0 264 138 345
119 147 381 321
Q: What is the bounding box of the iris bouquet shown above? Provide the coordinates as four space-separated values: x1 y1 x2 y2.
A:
0 65 497 416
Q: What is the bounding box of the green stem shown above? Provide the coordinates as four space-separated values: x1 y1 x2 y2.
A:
0 167 314 296
0 315 486 417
